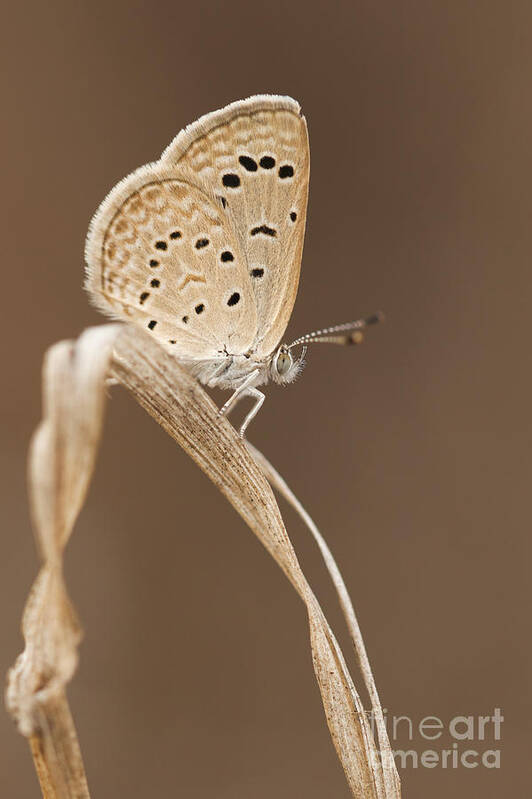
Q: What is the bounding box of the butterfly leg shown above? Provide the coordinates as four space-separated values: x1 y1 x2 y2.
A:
219 369 260 418
238 387 265 438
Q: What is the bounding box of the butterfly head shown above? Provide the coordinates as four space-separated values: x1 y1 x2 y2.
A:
269 313 383 385
270 344 307 385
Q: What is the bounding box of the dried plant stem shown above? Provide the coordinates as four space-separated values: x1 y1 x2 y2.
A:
112 326 399 798
6 326 121 798
247 443 399 794
29 695 90 799
7 324 401 799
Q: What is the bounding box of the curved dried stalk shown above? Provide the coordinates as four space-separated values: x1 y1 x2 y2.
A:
6 323 401 799
247 443 399 795
6 325 120 798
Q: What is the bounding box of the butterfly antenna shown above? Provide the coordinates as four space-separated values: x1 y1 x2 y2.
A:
288 312 384 349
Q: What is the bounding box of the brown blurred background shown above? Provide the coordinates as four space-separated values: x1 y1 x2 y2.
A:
2 1 531 796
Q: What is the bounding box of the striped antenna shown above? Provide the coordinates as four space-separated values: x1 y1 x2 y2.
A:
288 312 384 349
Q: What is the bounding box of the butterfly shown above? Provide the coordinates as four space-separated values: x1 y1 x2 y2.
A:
85 95 381 436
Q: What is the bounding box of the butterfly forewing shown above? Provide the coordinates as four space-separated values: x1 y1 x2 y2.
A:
162 96 310 357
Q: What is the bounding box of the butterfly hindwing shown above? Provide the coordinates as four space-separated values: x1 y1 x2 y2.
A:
86 165 257 359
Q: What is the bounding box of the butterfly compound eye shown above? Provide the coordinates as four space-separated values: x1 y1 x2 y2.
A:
275 348 293 376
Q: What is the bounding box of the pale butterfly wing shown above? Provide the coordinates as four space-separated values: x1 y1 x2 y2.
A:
85 95 309 361
161 95 310 357
85 165 257 359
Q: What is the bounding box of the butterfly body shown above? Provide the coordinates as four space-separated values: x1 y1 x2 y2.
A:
182 344 303 389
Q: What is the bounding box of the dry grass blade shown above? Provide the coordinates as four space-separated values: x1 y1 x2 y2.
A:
247 443 400 797
6 324 122 797
7 322 401 799
112 324 400 798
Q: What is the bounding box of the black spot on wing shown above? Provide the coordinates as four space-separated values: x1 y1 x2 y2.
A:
222 173 240 188
239 155 258 171
250 225 276 237
227 292 240 306
260 156 275 169
278 165 294 179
